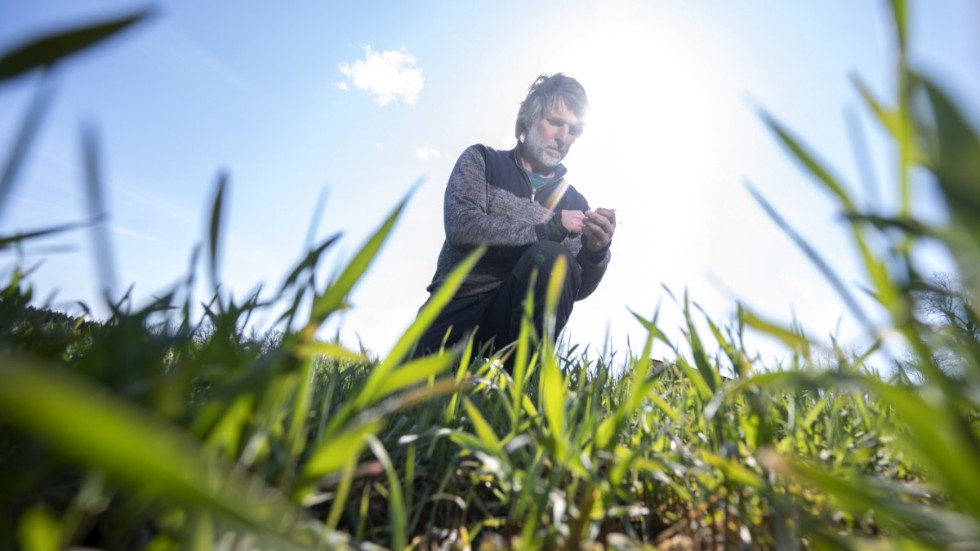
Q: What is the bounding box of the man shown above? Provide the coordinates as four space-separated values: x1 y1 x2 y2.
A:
415 73 616 361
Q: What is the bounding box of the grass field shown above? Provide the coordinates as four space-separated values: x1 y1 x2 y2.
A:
2 3 980 549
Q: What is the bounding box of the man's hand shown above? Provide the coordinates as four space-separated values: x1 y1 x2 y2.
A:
583 208 616 252
559 210 587 236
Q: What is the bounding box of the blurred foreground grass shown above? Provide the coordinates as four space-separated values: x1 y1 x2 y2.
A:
1 3 979 550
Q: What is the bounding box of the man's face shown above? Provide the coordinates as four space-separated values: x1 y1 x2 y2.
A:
520 100 583 176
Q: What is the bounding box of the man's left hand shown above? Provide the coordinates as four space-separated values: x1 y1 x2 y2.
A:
583 208 616 252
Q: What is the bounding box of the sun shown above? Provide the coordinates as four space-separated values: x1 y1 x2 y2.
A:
539 19 723 351
548 24 718 214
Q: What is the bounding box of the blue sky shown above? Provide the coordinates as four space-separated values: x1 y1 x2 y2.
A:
2 1 978 365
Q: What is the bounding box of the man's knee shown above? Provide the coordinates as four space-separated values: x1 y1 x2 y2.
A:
522 241 577 274
517 241 581 297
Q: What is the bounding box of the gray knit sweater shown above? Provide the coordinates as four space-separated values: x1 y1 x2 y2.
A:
425 144 610 299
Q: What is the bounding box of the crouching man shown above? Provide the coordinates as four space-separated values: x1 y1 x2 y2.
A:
414 73 616 363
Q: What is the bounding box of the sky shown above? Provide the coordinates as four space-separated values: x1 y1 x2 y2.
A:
1 1 978 368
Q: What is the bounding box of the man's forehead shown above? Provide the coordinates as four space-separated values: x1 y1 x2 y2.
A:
543 101 580 122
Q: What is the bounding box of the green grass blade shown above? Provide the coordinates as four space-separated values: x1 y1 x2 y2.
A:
324 458 356 532
684 294 719 395
540 350 568 458
697 303 746 379
851 74 901 141
302 186 330 251
322 247 483 437
0 8 155 82
285 356 316 459
276 234 341 294
294 341 366 363
889 0 908 53
769 452 980 544
187 511 214 551
0 219 91 250
368 353 456 403
916 78 980 302
309 377 465 494
366 435 407 551
201 394 253 458
513 281 535 389
758 110 856 212
917 81 980 195
0 80 54 225
462 398 503 455
206 171 228 294
647 390 681 423
307 192 410 328
301 418 384 482
700 450 763 489
746 182 875 332
444 334 475 424
539 255 570 458
543 254 567 343
865 379 980 518
740 305 811 357
595 310 659 449
18 507 60 551
80 123 119 302
0 357 310 546
449 431 501 458
387 245 484 364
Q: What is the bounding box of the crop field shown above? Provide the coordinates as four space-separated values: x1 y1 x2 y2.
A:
2 3 979 550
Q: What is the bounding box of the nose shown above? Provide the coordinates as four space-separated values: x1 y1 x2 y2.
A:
555 124 571 145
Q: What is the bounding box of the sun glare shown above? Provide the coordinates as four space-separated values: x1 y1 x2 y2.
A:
546 20 721 347
554 24 717 214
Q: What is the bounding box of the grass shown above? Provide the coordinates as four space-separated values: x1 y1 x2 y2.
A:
2 2 980 549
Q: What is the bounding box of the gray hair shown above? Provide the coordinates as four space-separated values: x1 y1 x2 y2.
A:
514 73 589 141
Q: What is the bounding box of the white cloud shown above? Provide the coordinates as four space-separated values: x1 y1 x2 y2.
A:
335 82 349 91
337 46 424 106
415 147 439 160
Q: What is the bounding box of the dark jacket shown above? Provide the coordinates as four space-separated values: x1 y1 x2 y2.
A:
426 144 610 299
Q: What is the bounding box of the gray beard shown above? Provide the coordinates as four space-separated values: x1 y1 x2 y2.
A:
520 140 562 174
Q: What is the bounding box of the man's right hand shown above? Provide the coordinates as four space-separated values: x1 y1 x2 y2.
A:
583 208 616 251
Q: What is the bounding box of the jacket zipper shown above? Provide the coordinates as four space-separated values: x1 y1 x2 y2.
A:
513 149 559 204
524 172 536 202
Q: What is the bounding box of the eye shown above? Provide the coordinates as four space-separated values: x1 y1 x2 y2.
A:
546 117 582 137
